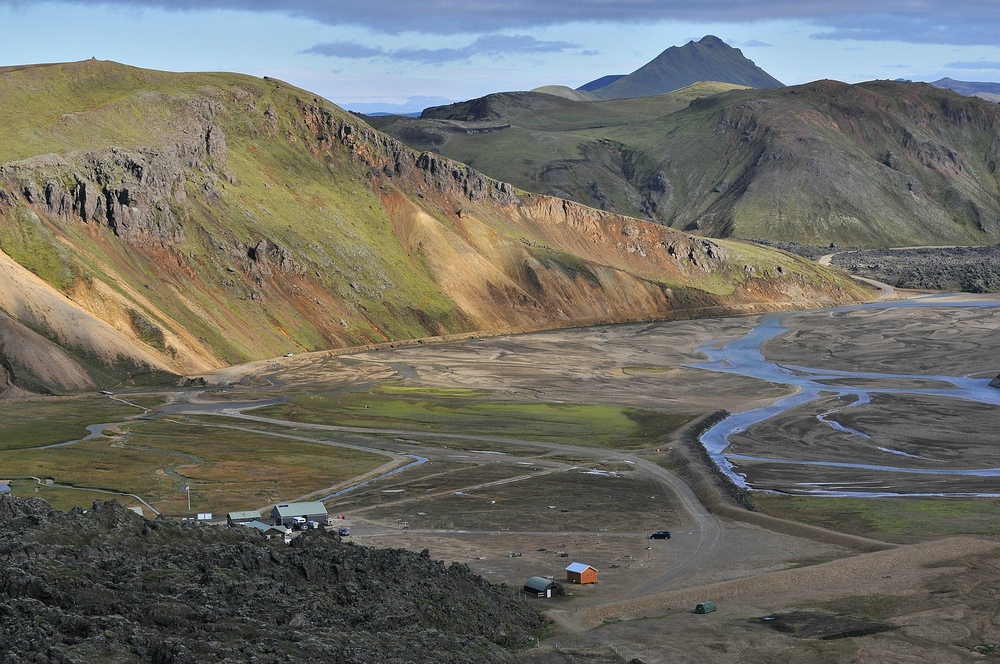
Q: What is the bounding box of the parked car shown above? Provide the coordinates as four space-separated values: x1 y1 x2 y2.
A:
306 520 320 529
649 530 671 539
337 527 350 537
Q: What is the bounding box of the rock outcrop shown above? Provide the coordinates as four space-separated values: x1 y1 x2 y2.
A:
0 496 545 663
0 99 228 248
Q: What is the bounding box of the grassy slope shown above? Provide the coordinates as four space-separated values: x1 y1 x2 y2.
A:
373 82 747 221
0 62 468 368
609 80 1000 245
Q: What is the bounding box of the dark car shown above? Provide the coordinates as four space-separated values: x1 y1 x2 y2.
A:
649 530 671 539
337 527 350 537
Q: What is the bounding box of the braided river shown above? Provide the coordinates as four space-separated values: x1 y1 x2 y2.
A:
693 296 1000 497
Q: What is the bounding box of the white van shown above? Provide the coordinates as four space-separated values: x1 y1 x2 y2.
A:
291 516 307 529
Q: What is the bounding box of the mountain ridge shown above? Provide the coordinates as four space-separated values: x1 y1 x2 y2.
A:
0 59 868 395
375 78 1000 248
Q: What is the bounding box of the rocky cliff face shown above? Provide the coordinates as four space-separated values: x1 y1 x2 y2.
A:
0 496 545 663
0 97 228 247
0 61 869 395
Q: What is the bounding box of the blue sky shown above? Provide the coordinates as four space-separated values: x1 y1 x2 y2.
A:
1 1 999 113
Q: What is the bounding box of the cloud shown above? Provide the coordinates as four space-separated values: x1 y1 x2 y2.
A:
304 34 579 64
945 60 1000 70
302 42 384 58
810 10 1000 46
740 40 774 48
344 95 455 115
6 0 1000 45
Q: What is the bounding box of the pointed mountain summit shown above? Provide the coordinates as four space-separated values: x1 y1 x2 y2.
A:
581 35 783 100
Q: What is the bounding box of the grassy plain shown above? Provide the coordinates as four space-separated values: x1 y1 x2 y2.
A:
0 397 142 450
2 415 387 516
754 494 1000 542
252 385 693 450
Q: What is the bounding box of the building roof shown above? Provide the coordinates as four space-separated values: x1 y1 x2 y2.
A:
524 576 554 591
271 502 328 518
0 482 10 493
244 520 289 533
565 562 597 574
228 510 262 521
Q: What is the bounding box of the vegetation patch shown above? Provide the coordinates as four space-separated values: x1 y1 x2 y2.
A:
804 595 934 622
6 480 148 514
753 610 897 640
534 247 600 286
0 207 77 291
0 397 141 450
753 495 1000 541
255 387 692 449
360 470 681 533
0 417 387 516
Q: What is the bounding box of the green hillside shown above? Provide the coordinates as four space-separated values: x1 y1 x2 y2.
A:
370 82 745 214
377 79 1000 247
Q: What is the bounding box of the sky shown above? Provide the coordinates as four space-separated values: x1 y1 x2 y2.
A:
1 1 1000 114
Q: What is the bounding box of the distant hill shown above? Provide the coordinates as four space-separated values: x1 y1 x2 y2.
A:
376 79 1000 248
577 74 625 92
931 77 1000 103
0 61 865 395
531 85 597 102
584 35 783 100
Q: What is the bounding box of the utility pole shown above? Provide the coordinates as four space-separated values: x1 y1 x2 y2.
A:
185 484 190 512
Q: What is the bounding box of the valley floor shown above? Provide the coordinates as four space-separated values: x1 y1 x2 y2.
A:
182 293 1000 662
6 293 1000 662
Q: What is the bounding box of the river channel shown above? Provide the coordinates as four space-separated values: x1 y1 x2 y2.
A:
693 296 1000 497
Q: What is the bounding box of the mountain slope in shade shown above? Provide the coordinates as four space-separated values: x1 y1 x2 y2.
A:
588 36 783 100
577 74 625 92
0 60 868 395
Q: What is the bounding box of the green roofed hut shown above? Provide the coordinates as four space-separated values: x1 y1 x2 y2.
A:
227 510 262 526
244 520 292 542
695 601 717 614
270 501 329 527
524 577 555 598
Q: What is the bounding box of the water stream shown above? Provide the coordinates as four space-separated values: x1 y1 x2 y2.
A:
692 297 1000 497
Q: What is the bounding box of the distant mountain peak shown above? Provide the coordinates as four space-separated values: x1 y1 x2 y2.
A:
696 34 726 45
580 35 782 100
931 77 1000 99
